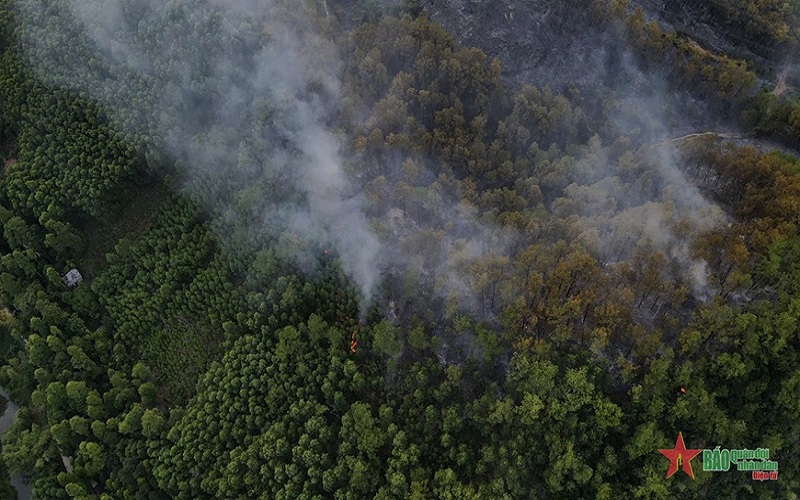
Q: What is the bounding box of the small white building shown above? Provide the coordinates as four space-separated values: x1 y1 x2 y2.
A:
62 269 83 288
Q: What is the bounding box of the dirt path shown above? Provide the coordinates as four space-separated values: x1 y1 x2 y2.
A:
645 130 800 160
645 131 749 151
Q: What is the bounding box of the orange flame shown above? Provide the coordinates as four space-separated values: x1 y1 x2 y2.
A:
349 330 358 353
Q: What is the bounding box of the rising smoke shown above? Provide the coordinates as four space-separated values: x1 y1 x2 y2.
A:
13 0 729 318
550 50 729 301
15 0 383 304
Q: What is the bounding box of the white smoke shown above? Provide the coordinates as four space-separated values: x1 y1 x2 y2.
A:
15 0 382 304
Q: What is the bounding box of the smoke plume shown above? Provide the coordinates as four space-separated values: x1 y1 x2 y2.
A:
15 0 382 303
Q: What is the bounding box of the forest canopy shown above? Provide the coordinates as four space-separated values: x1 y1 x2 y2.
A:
0 0 798 498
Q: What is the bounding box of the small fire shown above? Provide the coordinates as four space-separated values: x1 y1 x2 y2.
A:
349 330 358 353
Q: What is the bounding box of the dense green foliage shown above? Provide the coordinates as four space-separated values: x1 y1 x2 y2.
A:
0 0 798 499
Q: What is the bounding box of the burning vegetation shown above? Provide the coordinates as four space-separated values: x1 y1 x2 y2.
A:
0 0 798 498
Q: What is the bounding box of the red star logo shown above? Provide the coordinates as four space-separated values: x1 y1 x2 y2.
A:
659 432 702 479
